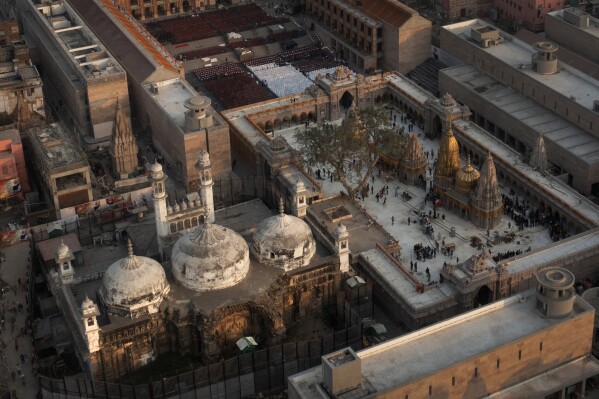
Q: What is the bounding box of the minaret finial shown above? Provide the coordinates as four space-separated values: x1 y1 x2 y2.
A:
467 154 471 166
279 197 285 215
127 239 134 257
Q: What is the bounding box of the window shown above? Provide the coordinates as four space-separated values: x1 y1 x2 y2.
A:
452 376 456 386
429 385 432 396
518 349 522 360
63 262 69 270
87 318 94 326
540 341 543 351
497 358 500 368
1 165 7 176
474 367 478 378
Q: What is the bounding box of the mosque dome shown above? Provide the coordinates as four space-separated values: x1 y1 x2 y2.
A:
100 241 169 318
56 240 72 259
252 199 316 271
150 161 163 176
455 156 480 197
171 219 250 292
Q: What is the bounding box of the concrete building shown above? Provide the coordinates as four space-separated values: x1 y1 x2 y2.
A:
18 0 130 148
439 20 599 196
545 8 599 65
113 0 217 20
0 20 44 131
65 0 232 188
0 129 29 197
26 123 92 217
289 269 599 399
299 0 431 74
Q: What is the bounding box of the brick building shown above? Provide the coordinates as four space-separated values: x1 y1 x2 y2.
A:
299 0 431 74
113 0 217 20
26 123 92 217
0 129 29 197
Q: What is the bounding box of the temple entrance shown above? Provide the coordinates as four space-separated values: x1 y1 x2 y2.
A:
474 285 493 307
339 91 354 114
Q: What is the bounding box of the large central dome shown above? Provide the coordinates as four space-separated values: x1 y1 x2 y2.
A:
100 241 170 318
171 219 250 292
252 199 316 271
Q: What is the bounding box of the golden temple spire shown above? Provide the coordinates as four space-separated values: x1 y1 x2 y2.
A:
435 123 461 179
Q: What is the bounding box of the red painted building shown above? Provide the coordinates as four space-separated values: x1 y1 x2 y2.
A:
0 129 29 199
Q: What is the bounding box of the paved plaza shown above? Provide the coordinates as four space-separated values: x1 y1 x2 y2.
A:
278 108 554 288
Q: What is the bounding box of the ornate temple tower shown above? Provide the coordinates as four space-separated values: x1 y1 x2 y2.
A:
529 135 549 174
150 161 169 257
197 150 214 223
454 155 480 198
434 125 461 191
400 134 428 185
110 98 138 178
55 240 75 285
471 152 503 229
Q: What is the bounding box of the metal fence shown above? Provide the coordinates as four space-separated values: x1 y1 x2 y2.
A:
39 324 364 399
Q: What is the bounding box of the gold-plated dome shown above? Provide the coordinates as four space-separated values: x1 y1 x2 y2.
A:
455 155 480 196
435 125 460 179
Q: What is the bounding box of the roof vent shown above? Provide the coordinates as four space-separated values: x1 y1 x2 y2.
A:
322 347 362 397
563 8 590 28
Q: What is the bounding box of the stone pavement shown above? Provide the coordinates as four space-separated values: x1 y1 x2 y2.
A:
0 241 39 398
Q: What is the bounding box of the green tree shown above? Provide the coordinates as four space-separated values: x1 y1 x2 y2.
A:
294 106 401 201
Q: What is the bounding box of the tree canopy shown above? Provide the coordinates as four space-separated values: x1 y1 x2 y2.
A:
294 106 402 201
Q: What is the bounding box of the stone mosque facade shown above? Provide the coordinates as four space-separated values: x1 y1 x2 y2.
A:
48 151 348 382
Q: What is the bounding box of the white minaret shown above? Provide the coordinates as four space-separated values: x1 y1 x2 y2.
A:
55 240 75 285
198 150 214 223
81 294 101 353
292 179 308 218
335 223 350 273
150 160 169 257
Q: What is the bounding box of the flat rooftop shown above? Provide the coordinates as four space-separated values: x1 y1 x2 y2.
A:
549 9 599 40
442 19 599 112
144 78 196 130
503 227 599 275
443 65 599 166
26 123 88 172
360 247 459 311
452 117 599 227
289 289 594 395
35 1 123 80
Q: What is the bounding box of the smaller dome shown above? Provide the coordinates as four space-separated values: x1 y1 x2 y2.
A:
150 160 163 175
101 240 169 318
198 150 211 167
455 156 480 197
173 202 181 212
252 198 316 271
295 179 305 192
439 93 457 108
335 223 347 238
56 240 71 259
